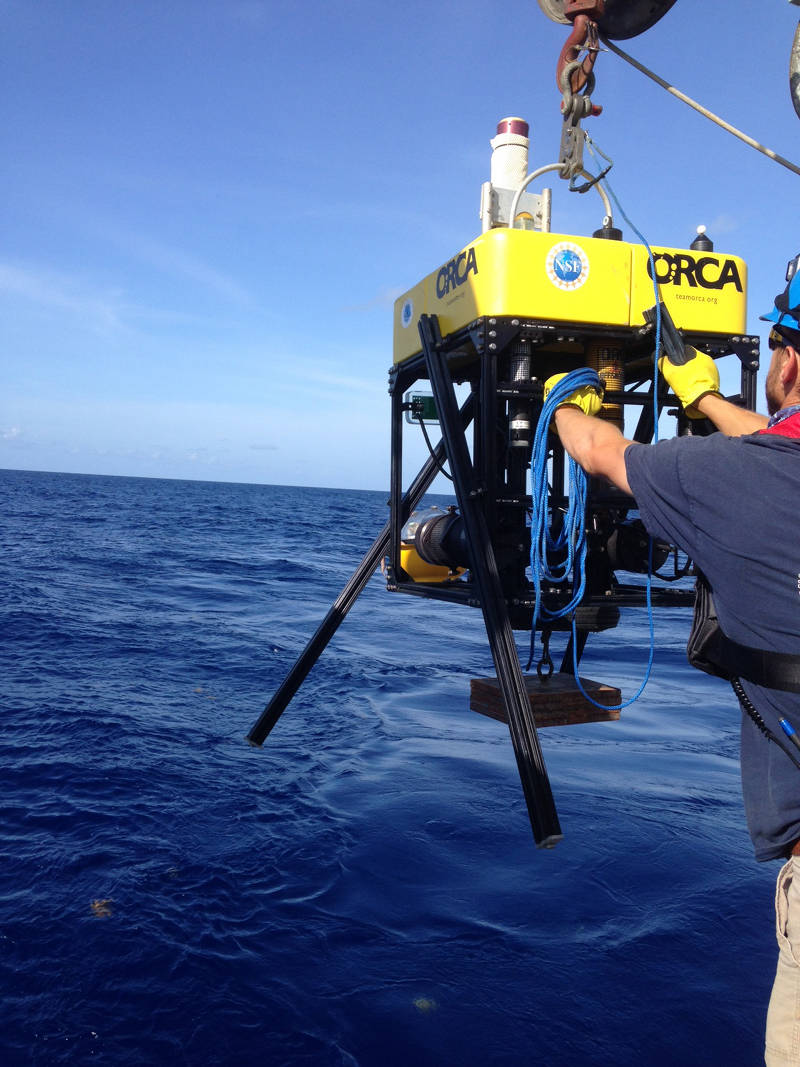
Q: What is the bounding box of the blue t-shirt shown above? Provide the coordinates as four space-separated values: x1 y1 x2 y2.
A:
625 430 800 861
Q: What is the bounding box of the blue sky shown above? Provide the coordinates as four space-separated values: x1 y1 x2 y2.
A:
3 1 800 489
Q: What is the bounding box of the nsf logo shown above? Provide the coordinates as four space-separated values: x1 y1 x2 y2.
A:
546 242 589 291
401 298 414 328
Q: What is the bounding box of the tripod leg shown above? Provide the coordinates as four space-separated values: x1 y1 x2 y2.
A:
419 314 562 848
247 394 475 746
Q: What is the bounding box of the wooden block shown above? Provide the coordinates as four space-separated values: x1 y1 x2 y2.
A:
470 674 621 728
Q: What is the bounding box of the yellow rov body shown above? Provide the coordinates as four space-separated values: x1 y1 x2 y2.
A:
393 227 747 364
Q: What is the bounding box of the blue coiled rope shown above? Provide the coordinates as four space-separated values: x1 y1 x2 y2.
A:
527 367 656 710
528 367 601 637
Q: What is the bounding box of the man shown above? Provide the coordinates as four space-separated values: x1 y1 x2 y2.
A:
549 257 800 1065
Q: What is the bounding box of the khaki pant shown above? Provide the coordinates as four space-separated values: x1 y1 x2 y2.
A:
767 857 800 1064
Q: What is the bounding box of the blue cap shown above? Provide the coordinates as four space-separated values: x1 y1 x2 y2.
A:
761 253 800 332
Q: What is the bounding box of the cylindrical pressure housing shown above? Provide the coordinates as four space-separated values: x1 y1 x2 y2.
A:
587 342 624 431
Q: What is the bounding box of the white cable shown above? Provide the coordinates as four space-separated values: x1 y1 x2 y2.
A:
509 163 613 229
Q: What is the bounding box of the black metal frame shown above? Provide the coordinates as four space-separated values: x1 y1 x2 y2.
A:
249 308 759 848
386 313 759 630
382 312 757 842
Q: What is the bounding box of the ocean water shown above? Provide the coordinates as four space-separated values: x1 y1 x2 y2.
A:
0 468 778 1066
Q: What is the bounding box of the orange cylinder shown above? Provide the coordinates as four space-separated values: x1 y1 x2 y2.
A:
586 342 624 431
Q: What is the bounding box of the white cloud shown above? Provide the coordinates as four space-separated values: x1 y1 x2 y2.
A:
340 286 405 313
0 261 124 332
703 214 739 237
0 256 243 344
105 228 251 305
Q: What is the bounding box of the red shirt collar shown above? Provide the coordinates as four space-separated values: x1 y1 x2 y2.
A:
758 408 800 438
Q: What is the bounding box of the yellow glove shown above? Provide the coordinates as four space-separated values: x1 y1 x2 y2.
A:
544 372 604 416
658 349 721 419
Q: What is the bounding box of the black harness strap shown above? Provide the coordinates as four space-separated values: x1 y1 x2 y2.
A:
687 573 800 694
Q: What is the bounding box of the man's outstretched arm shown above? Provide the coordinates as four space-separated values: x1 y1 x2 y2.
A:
553 406 635 496
658 349 768 435
690 392 768 435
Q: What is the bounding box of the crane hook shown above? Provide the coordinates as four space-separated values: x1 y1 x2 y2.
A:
557 11 602 96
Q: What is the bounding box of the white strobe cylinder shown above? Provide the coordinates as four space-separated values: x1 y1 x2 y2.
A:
490 117 530 190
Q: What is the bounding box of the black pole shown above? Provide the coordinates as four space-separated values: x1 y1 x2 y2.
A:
418 314 562 848
246 393 475 746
